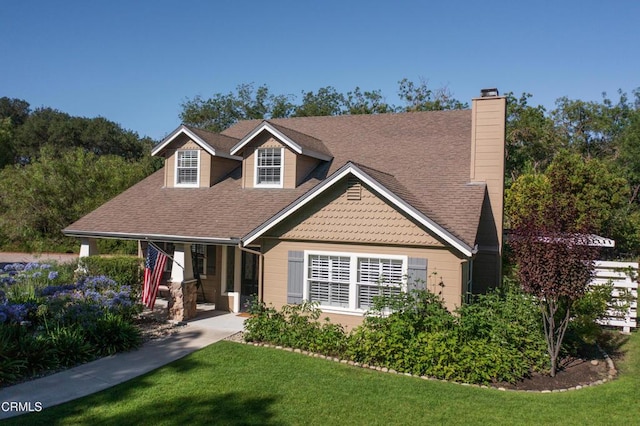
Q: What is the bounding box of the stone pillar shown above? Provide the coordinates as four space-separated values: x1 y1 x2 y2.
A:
168 279 198 321
167 244 197 321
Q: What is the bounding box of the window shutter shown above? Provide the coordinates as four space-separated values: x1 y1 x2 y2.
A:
287 251 304 304
407 257 427 291
206 246 216 275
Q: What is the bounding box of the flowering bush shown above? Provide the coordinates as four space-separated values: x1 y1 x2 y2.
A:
0 261 144 385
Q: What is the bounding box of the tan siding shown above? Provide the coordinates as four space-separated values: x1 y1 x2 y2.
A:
269 178 445 247
470 96 506 288
261 239 464 317
296 155 320 185
162 136 210 188
243 136 304 188
210 157 241 185
200 153 212 187
165 156 174 188
283 148 296 188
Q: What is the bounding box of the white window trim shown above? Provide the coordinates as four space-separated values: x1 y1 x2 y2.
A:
254 147 284 188
175 149 200 188
303 250 408 315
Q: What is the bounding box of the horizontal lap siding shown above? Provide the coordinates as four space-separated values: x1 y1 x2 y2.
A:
261 239 464 320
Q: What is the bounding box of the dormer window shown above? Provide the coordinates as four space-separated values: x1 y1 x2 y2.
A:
255 147 283 188
176 150 200 187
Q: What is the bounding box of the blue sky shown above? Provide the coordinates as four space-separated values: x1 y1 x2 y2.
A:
2 0 638 141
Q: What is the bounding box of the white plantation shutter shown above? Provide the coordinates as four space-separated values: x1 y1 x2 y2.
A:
357 257 403 309
308 255 350 307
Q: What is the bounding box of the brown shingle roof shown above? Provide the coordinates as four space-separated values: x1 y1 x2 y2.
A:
65 110 487 248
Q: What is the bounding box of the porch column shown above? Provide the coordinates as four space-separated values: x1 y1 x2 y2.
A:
167 243 198 322
79 238 98 258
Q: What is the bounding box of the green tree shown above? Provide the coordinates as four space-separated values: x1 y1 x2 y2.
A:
0 147 154 251
344 87 393 115
506 151 635 256
505 92 559 185
293 86 345 117
0 118 15 169
0 97 30 126
180 83 295 132
396 78 467 111
552 90 634 159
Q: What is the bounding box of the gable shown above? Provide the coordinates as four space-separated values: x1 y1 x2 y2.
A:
266 176 445 247
241 134 321 189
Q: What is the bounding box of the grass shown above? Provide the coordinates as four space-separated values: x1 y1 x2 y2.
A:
6 332 640 425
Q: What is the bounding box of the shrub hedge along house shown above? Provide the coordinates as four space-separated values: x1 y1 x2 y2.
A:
64 90 506 328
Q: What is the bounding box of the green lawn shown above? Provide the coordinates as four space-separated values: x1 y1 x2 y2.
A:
7 332 639 426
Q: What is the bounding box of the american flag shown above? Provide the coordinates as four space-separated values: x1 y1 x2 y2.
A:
142 244 168 309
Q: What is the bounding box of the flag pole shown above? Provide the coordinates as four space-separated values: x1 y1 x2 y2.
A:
146 240 184 270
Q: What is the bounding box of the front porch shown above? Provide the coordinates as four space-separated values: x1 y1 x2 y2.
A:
78 237 261 322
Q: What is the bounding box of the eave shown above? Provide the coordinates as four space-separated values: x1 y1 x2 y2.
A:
152 125 242 161
230 121 333 161
63 229 240 246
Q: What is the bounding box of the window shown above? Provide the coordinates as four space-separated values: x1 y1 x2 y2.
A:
304 251 407 312
191 244 206 276
308 255 351 308
357 257 403 309
176 150 199 186
225 246 236 293
255 147 283 187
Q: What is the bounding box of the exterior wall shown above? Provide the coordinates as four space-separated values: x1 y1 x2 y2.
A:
295 154 320 186
210 157 241 185
242 135 298 189
260 239 465 327
163 137 211 188
470 95 506 288
269 177 445 247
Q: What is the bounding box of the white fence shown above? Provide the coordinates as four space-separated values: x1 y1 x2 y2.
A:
589 260 638 332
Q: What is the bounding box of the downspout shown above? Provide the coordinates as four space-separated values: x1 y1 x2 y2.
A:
238 243 264 303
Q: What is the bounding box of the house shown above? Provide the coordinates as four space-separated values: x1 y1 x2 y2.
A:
63 89 506 327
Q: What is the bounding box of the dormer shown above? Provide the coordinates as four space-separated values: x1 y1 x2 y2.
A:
152 125 242 188
230 121 333 189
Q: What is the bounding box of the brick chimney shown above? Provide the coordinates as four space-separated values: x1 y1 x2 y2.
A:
470 88 506 290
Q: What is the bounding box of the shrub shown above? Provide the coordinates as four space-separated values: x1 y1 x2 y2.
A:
244 300 347 356
47 324 95 367
0 324 27 385
77 256 143 299
86 312 142 356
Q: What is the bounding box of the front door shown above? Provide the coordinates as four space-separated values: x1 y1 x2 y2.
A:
240 251 259 310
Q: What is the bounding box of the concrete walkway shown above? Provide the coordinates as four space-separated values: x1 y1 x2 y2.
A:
0 309 245 420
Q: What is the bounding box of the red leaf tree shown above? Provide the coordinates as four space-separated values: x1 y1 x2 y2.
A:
510 200 599 376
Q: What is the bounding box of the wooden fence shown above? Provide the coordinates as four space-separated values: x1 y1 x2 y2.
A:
589 260 638 332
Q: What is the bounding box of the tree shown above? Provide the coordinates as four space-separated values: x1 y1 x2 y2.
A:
0 147 155 252
293 86 345 117
506 151 634 256
504 92 559 185
180 83 296 132
510 194 599 377
396 78 467 112
344 87 392 115
0 97 30 127
552 90 634 159
0 118 14 169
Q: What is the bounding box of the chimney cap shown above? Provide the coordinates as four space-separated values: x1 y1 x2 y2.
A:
480 88 499 97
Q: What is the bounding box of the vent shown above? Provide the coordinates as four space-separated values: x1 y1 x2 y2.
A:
347 176 362 201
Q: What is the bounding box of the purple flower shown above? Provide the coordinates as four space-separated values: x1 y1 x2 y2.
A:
48 271 59 280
